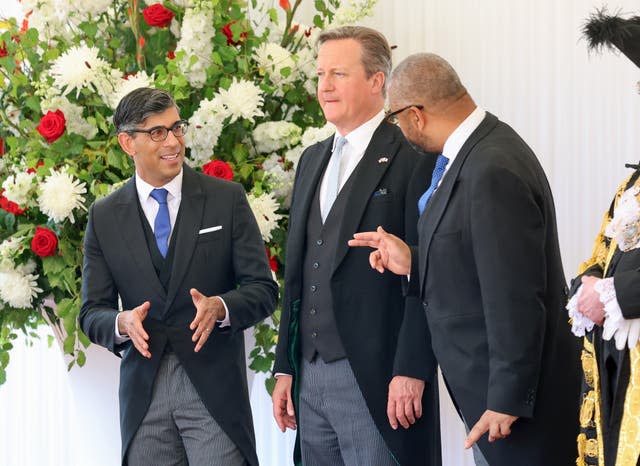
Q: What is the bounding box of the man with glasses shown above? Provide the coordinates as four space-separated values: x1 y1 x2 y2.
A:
349 53 581 465
271 26 440 466
80 87 278 466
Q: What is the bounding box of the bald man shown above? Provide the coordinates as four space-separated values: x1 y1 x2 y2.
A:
350 53 581 466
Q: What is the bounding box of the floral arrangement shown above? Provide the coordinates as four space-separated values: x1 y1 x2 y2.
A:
0 0 377 388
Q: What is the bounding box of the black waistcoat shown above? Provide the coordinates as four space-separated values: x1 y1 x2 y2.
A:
299 172 355 362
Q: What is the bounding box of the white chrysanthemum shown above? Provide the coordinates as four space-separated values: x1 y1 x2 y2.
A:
2 172 35 206
252 121 301 154
301 123 336 148
217 78 265 123
0 267 42 309
111 71 154 110
21 0 71 42
37 168 87 224
332 0 377 25
176 6 215 88
42 96 98 140
295 46 318 94
254 43 298 85
246 192 284 242
50 45 119 98
186 97 229 164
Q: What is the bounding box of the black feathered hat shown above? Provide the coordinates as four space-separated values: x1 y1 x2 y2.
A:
583 8 640 68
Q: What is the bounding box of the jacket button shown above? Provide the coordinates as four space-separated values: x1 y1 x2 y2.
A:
310 285 317 292
310 308 316 315
316 239 323 245
313 262 319 269
311 332 317 338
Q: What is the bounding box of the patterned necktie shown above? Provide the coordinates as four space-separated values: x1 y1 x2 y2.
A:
321 136 348 222
149 188 171 257
418 154 449 215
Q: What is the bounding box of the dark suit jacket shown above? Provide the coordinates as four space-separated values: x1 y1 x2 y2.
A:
274 121 441 466
410 112 581 465
80 165 278 466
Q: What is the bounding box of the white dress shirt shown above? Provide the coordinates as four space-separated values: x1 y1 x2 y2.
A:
318 110 385 214
115 169 230 342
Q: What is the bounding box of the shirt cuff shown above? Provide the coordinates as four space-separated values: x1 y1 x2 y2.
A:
114 313 130 344
217 297 231 327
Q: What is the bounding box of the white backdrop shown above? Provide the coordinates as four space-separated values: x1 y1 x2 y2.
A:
3 0 640 465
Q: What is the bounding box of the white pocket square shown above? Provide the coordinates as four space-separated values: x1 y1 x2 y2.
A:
199 225 222 234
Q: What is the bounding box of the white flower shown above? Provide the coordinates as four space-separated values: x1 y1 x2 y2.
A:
246 192 284 242
186 97 229 164
37 168 87 224
332 0 378 25
295 46 318 95
42 96 98 140
111 71 154 110
284 146 305 170
263 155 295 205
49 45 121 98
254 43 298 85
301 122 336 148
217 78 265 123
2 172 36 206
0 267 42 309
0 237 24 271
67 0 112 18
252 121 302 154
176 5 215 88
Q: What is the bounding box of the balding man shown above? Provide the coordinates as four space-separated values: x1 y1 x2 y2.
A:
350 53 581 465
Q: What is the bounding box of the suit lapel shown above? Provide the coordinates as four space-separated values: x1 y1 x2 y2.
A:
333 123 398 272
115 178 167 304
164 165 204 313
418 113 499 294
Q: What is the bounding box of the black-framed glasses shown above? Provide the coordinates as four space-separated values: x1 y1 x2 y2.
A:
385 104 424 125
128 120 189 142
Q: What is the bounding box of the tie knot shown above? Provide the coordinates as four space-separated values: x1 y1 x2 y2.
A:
150 188 168 204
333 136 347 153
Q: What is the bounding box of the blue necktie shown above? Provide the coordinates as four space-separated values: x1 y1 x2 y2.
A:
149 188 171 257
418 154 449 215
321 136 348 222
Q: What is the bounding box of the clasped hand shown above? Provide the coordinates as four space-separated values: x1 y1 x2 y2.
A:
118 287 225 357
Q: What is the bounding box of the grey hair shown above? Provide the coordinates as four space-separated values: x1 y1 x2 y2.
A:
390 53 467 111
114 88 178 133
318 25 391 95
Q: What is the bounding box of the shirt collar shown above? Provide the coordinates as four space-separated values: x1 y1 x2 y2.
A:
442 106 486 163
333 110 385 153
135 168 183 202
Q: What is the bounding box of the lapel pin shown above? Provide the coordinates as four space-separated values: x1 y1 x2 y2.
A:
377 156 389 164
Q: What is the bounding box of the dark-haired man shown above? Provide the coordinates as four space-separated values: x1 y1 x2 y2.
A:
80 87 278 466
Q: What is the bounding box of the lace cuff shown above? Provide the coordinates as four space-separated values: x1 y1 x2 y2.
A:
566 285 595 337
596 277 624 340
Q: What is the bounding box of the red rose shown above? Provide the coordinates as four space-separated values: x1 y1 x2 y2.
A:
266 247 278 273
36 109 66 144
221 21 248 46
0 189 25 215
202 160 234 180
0 42 7 58
142 3 175 28
31 226 58 257
279 0 291 10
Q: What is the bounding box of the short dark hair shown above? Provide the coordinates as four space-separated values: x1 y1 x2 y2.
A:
113 88 178 133
318 26 391 95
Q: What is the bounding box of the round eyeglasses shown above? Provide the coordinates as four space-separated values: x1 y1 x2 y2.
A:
128 120 189 142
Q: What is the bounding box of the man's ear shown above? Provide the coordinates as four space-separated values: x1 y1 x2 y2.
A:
117 132 136 157
370 71 385 95
410 106 427 131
